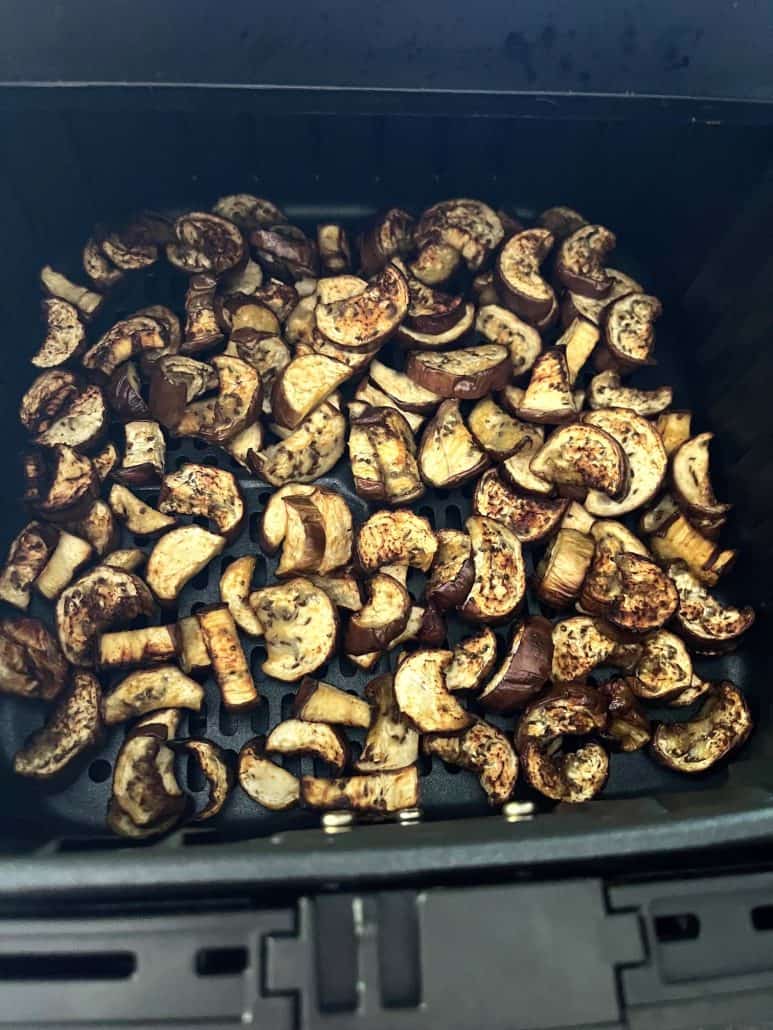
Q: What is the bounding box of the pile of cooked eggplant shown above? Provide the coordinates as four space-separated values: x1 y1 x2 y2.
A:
0 196 756 837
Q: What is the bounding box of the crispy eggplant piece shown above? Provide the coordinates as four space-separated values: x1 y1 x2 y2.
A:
307 569 363 611
395 300 475 349
108 483 175 536
285 294 318 349
148 354 217 430
588 370 672 416
386 604 445 650
353 406 424 504
473 469 567 544
354 380 425 433
32 299 86 368
415 198 503 271
668 561 754 654
561 501 596 535
406 344 510 400
177 615 211 675
134 305 182 369
359 209 415 276
302 766 419 813
583 408 667 516
174 355 261 445
100 222 158 269
404 276 466 335
145 525 225 605
32 382 106 451
530 423 627 499
599 553 678 633
598 678 651 752
102 665 204 725
418 398 489 489
159 463 245 542
445 626 499 693
103 548 145 573
181 274 224 353
0 617 68 701
315 265 408 349
631 629 693 701
267 719 347 772
671 433 731 533
561 268 642 329
424 719 518 806
35 530 93 600
63 500 118 557
556 317 600 384
534 528 595 609
40 266 103 321
0 521 59 610
516 349 576 424
537 205 588 240
348 407 385 501
426 529 475 612
357 509 437 573
601 292 662 371
251 399 345 486
369 358 442 414
259 483 316 553
197 603 258 710
175 739 234 822
550 615 617 682
248 279 300 323
409 241 461 286
655 411 692 458
495 229 556 323
106 361 148 421
579 519 648 615
167 211 245 275
272 353 351 430
649 512 735 586
669 674 714 708
466 398 528 460
20 369 80 435
220 555 263 636
111 714 185 828
226 329 290 416
471 270 499 307
113 420 165 486
477 617 552 712
220 294 281 335
459 516 526 623
346 650 381 671
293 677 371 728
27 445 99 523
276 497 327 577
238 738 300 811
223 419 264 469
83 316 166 377
500 425 553 497
556 225 616 298
213 193 286 231
475 304 542 377
317 223 352 274
249 577 338 682
13 671 103 780
652 682 751 773
97 624 179 670
250 224 318 281
354 673 418 772
344 573 411 654
393 648 471 733
83 236 124 289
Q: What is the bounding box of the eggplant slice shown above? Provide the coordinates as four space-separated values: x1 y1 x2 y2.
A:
393 648 472 733
249 578 338 682
478 617 553 712
13 672 103 780
582 408 667 516
473 469 567 544
651 682 751 773
0 616 69 701
301 767 419 814
238 738 300 811
459 516 526 624
424 719 518 806
419 399 489 489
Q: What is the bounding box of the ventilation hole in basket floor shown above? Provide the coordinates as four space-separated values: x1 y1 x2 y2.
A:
189 702 208 737
281 693 296 720
461 480 476 499
88 759 111 783
418 506 435 529
193 438 207 451
166 437 182 452
259 491 272 507
407 567 425 597
0 951 137 981
442 761 462 775
190 566 211 591
282 755 301 778
190 601 207 615
654 913 700 942
132 534 149 548
219 707 239 737
191 515 211 529
751 906 773 931
195 947 248 977
339 655 357 679
250 646 267 681
443 505 463 530
249 697 269 734
187 753 206 791
175 455 189 469
418 754 432 777
253 554 267 588
348 741 362 765
434 488 449 502
220 554 237 575
249 512 261 543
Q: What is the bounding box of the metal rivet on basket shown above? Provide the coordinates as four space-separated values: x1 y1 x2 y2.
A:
502 801 535 823
397 807 422 825
322 811 355 834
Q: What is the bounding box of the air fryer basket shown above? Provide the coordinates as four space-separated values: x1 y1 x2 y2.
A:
0 99 770 894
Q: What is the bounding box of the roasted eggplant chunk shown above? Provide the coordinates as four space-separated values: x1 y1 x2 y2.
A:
249 578 338 682
108 483 175 536
406 344 511 400
530 422 628 499
41 265 103 321
426 529 475 612
445 627 499 693
369 358 441 413
272 354 350 430
556 225 616 298
0 617 68 701
176 739 234 822
275 497 326 577
550 615 618 683
648 512 735 586
476 304 542 377
83 316 167 377
315 264 409 349
145 525 225 604
359 208 415 275
213 193 286 231
603 293 661 370
26 445 99 523
467 398 532 461
238 738 300 811
419 399 489 489
32 298 86 368
355 673 419 772
56 566 154 666
173 355 261 445
459 516 525 623
537 205 588 240
250 400 346 486
293 677 372 728
110 710 185 831
588 370 672 416
357 509 437 573
393 648 472 733
473 469 567 544
424 719 518 806
415 198 503 271
534 528 595 609
167 211 245 275
102 665 204 725
113 420 166 486
106 362 148 421
631 629 693 701
652 682 751 773
598 678 651 753
0 521 59 610
351 407 424 504
159 463 245 542
220 555 263 636
656 411 692 458
98 625 179 670
266 719 348 773
13 672 103 780
478 617 552 712
671 433 731 533
251 224 318 282
495 229 556 324
515 349 576 425
668 561 754 654
344 572 411 655
197 603 259 710
302 766 419 813
582 408 667 516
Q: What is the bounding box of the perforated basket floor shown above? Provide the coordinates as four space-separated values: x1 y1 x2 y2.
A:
0 220 759 847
